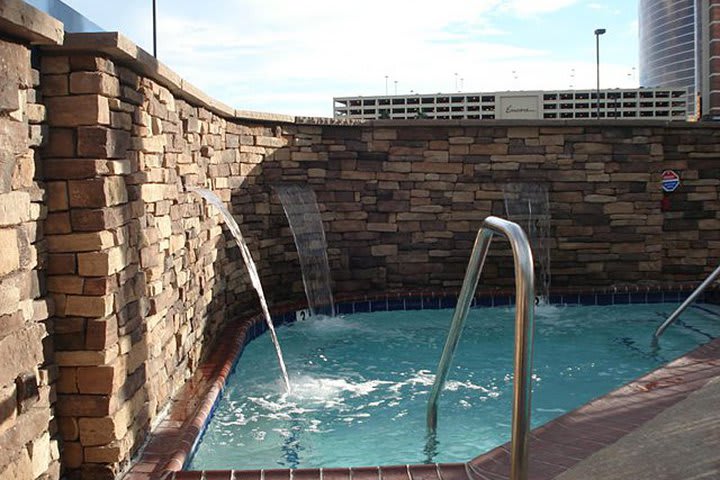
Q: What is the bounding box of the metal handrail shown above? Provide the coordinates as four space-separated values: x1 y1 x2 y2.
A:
653 263 720 341
426 216 535 480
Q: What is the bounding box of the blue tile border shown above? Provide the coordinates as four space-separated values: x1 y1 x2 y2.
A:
268 285 720 327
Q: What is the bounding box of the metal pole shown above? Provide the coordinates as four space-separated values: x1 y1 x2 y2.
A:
594 28 606 119
385 75 388 95
426 216 535 480
654 263 720 340
596 34 600 118
153 0 157 58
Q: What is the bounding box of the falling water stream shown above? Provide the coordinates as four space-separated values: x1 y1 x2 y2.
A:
503 183 551 302
191 188 291 392
273 184 335 317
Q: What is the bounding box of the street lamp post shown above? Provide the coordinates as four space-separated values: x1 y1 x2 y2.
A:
594 28 606 119
152 0 157 58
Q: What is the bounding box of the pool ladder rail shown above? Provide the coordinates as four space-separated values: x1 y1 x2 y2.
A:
426 216 535 480
653 262 720 341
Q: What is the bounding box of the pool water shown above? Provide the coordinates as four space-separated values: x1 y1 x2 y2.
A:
189 303 720 470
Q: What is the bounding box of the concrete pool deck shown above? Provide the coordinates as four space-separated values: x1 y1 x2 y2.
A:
122 328 720 480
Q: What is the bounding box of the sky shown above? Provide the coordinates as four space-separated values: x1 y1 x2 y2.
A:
58 0 640 117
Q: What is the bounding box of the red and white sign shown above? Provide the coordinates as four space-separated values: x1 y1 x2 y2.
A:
661 170 680 192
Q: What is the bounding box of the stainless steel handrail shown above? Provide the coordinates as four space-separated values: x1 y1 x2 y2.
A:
653 263 720 341
426 216 535 480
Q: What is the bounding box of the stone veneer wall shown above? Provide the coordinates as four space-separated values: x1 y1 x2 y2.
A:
0 3 63 479
257 124 720 291
39 51 299 479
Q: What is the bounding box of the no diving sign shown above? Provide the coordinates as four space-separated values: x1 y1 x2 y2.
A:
661 170 680 192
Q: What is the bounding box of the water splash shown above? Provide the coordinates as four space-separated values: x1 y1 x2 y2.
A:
191 187 291 392
503 183 551 302
274 184 335 317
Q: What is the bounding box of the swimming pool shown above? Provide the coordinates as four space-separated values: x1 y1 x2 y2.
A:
188 301 720 470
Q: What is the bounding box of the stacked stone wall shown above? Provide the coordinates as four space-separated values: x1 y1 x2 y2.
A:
0 36 60 480
257 124 720 293
39 51 298 479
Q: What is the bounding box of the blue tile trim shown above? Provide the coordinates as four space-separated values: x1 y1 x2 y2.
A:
405 297 423 310
422 296 441 310
370 299 388 312
279 287 720 323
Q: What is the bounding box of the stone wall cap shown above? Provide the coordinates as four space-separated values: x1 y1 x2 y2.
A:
44 31 296 122
0 0 63 45
235 110 296 123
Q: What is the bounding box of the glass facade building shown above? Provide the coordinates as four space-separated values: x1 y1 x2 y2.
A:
639 0 697 115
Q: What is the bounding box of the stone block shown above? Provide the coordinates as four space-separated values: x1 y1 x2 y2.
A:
69 72 121 96
11 152 35 190
85 316 118 351
56 394 111 417
0 277 21 316
46 275 83 295
76 365 117 395
77 127 130 158
71 205 130 232
68 177 127 208
41 74 68 96
574 143 612 154
140 184 175 203
84 443 122 464
0 448 32 480
29 431 51 479
45 95 110 127
64 294 114 318
0 40 30 112
78 246 128 277
45 211 72 234
0 311 24 341
41 56 69 74
0 323 45 386
45 159 130 180
55 347 118 367
45 182 69 212
62 442 83 469
47 253 76 274
26 103 46 123
0 119 28 194
0 228 19 277
44 128 75 157
46 231 116 253
78 417 117 446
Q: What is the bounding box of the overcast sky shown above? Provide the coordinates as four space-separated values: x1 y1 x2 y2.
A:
58 0 639 117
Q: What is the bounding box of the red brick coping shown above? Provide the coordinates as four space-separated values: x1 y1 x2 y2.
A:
122 287 720 480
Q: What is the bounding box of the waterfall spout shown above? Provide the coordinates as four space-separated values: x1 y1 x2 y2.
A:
191 188 291 392
274 184 335 317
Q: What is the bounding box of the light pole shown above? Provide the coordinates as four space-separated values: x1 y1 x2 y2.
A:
152 0 157 58
385 75 389 95
594 28 606 119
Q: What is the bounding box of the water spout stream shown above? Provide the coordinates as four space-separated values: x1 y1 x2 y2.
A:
274 184 335 317
191 188 291 392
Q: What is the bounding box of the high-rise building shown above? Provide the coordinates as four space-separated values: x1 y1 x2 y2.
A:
639 0 720 119
639 0 696 115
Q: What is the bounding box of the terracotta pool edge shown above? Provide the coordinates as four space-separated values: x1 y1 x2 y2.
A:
468 336 720 479
123 285 720 480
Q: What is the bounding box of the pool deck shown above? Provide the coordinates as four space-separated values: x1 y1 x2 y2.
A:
122 328 720 480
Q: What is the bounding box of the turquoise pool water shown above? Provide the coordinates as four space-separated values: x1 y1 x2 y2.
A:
189 303 720 470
